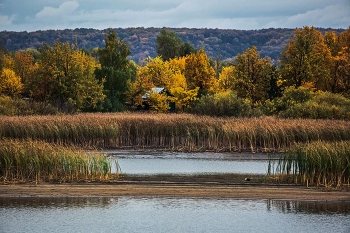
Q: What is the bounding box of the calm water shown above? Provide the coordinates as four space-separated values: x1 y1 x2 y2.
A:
107 150 272 175
0 197 349 233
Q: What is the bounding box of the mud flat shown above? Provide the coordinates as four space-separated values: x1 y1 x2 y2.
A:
1 182 349 201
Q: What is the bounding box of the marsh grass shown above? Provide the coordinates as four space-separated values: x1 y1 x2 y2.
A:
268 141 350 188
0 140 117 184
1 113 350 152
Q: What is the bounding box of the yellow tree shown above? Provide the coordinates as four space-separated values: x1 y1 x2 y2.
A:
14 51 35 84
233 46 273 105
324 30 349 93
0 68 23 96
30 41 105 111
148 91 170 113
280 26 331 90
127 63 154 108
185 48 218 97
128 56 199 112
218 66 235 91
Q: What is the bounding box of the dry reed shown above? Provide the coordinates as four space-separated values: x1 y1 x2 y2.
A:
0 140 117 183
1 113 350 152
268 141 350 188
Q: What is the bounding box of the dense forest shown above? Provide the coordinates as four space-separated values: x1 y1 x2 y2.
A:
0 27 345 63
0 26 350 120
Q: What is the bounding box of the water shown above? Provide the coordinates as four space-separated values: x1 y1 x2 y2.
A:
0 197 349 233
107 150 272 175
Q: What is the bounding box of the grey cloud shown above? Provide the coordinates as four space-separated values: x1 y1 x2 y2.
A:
0 0 349 31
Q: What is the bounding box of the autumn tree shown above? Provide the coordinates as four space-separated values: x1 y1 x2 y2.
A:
95 29 136 111
128 56 198 112
280 26 331 89
218 66 235 91
0 68 23 96
29 41 105 111
14 51 36 96
185 48 217 97
323 28 350 94
233 46 273 105
168 57 198 112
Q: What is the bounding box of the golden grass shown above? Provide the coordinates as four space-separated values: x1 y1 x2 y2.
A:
0 140 117 183
268 141 350 188
1 113 350 152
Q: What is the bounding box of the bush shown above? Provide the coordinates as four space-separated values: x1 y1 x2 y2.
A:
280 92 350 120
0 96 59 116
190 91 260 117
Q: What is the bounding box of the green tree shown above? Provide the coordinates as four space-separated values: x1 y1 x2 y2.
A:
280 26 331 89
95 29 136 111
233 46 273 106
156 28 195 61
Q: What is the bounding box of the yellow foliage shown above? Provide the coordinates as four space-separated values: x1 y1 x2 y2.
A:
169 86 199 112
185 48 218 95
2 54 15 70
218 66 235 91
0 68 23 96
148 91 170 113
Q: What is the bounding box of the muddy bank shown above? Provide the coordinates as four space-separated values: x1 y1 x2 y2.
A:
1 183 349 201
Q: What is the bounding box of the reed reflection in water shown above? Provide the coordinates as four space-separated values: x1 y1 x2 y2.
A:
0 197 349 233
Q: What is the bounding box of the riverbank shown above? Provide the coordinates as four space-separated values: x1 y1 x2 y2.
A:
1 183 349 201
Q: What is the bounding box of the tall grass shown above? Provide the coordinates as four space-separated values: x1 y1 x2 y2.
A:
1 113 350 152
0 140 117 183
268 141 350 188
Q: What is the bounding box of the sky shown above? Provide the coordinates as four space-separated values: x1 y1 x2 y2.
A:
0 0 349 32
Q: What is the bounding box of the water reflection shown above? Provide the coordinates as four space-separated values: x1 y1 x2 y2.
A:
107 151 273 175
1 197 349 233
265 199 350 215
0 197 117 209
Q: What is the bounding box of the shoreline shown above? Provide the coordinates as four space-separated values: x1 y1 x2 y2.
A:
1 183 349 201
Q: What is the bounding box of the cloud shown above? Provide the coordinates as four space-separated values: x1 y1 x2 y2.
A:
35 1 79 22
0 0 348 31
266 4 350 28
0 14 16 29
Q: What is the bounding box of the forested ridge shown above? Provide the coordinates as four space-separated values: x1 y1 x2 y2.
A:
0 27 345 63
1 26 350 120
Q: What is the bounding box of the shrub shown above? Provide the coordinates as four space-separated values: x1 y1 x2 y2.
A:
190 91 258 117
0 96 59 116
280 92 350 120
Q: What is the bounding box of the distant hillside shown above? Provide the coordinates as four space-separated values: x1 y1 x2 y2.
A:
0 27 344 63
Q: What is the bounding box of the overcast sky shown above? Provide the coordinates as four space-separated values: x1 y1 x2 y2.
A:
0 0 349 32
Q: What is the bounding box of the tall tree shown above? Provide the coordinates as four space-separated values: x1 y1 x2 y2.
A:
29 41 105 111
156 28 195 61
14 51 35 96
95 29 136 111
185 48 217 97
280 26 331 89
233 46 273 105
324 30 348 93
0 68 23 96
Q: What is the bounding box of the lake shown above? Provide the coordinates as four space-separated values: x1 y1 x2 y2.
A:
0 197 349 233
106 150 273 175
1 151 348 233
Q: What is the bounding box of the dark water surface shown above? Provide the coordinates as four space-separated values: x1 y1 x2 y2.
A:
0 197 349 233
107 150 273 175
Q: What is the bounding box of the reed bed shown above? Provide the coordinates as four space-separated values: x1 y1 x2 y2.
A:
268 141 350 188
1 113 350 152
0 140 117 183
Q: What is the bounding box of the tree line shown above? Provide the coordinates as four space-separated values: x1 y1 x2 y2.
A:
0 26 350 119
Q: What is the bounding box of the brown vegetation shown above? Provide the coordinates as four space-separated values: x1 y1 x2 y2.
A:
1 113 350 152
